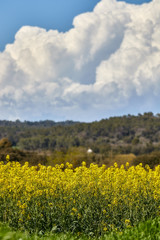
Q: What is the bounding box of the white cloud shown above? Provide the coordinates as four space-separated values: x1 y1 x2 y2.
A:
0 0 160 121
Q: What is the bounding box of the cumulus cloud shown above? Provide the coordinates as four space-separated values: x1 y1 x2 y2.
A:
0 0 160 121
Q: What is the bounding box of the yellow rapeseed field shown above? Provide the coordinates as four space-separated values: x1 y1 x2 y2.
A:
0 160 160 235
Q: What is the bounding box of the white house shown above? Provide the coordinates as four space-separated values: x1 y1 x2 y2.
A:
87 148 93 153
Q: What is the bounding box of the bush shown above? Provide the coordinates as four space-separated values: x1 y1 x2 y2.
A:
133 151 160 169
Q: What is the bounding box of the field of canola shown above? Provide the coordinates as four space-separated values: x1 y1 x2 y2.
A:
0 160 160 236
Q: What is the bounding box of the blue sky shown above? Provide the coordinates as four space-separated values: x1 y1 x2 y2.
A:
0 0 158 122
0 0 99 51
0 0 151 52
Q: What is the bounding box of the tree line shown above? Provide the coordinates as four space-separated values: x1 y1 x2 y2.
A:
1 112 160 168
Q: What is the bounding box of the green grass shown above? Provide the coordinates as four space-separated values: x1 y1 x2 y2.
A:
0 217 160 240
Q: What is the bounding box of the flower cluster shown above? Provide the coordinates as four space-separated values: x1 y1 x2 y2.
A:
0 161 160 235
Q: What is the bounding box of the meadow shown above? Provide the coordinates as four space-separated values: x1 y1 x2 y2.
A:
1 217 160 239
0 159 160 238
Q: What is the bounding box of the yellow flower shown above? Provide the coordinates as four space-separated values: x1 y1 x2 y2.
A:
126 162 129 167
125 219 131 228
114 162 118 168
125 219 130 224
72 207 77 212
82 161 86 167
6 155 10 161
102 209 107 214
103 227 108 231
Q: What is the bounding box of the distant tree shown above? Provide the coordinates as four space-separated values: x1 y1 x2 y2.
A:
0 138 12 149
132 137 139 145
133 151 160 169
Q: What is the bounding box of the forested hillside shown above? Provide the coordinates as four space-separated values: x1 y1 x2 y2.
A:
1 112 160 168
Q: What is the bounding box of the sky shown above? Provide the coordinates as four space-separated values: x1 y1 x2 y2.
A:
0 0 159 122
